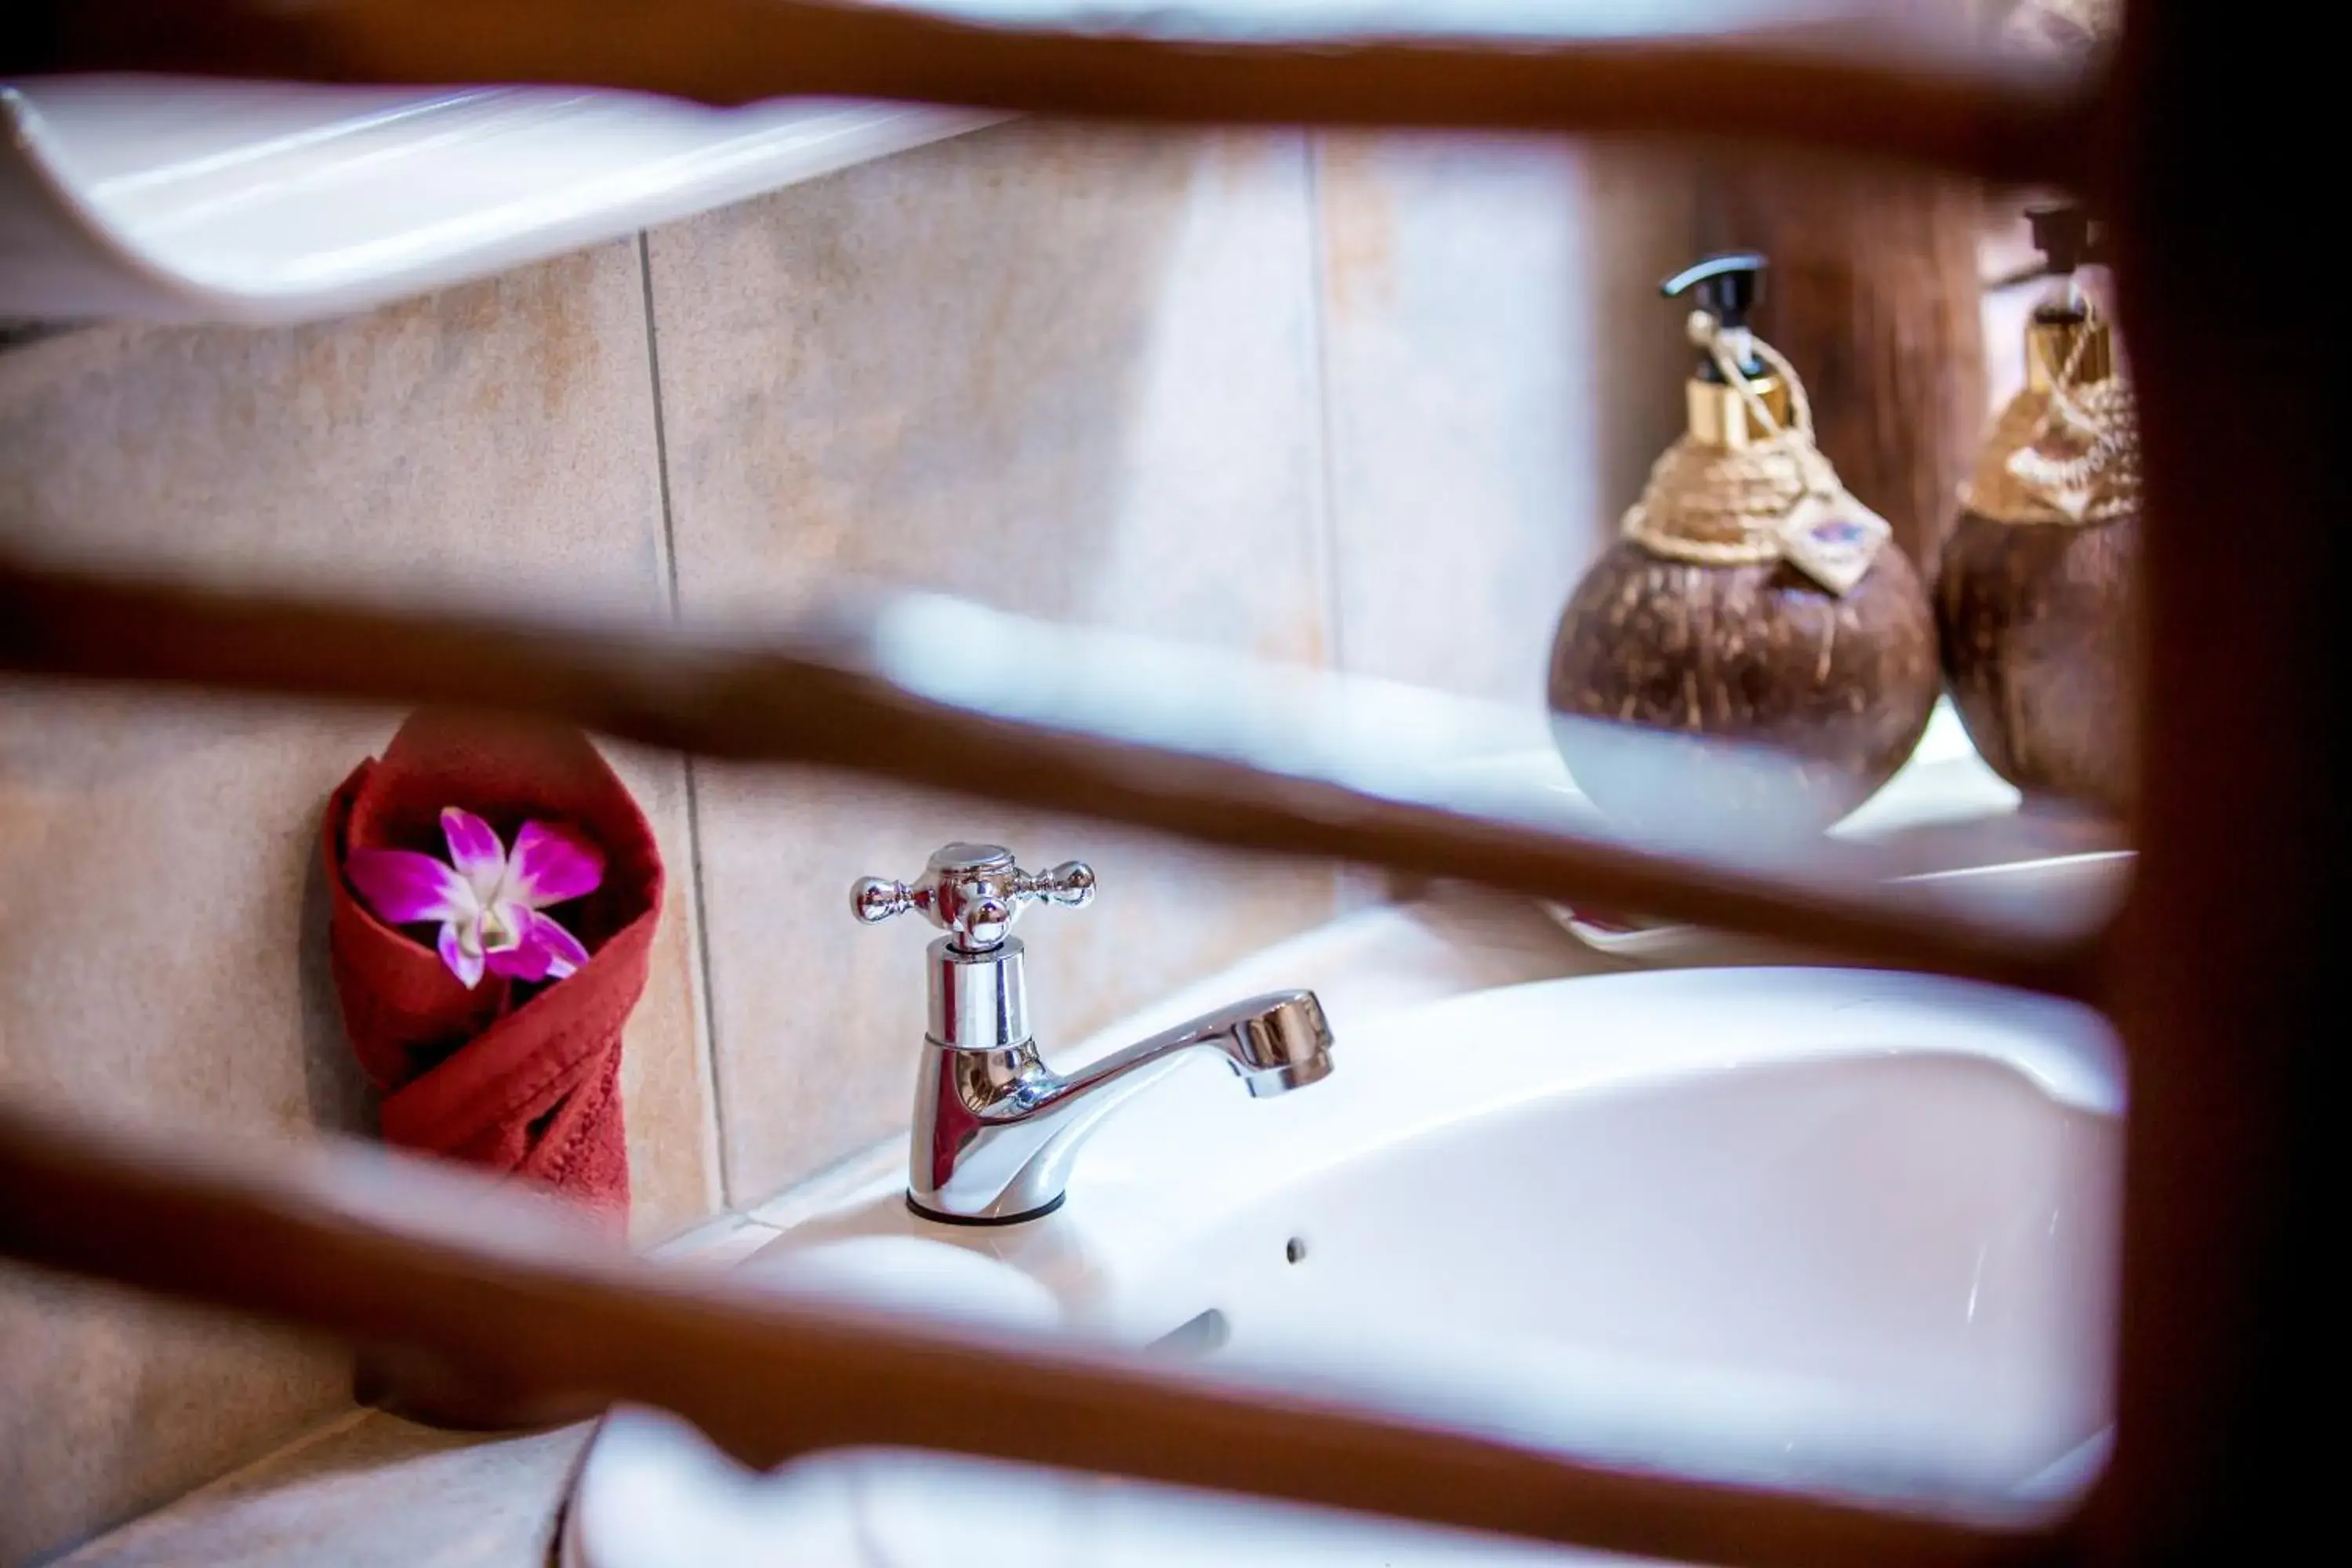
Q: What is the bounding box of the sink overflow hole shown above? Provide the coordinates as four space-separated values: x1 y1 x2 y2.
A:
1285 1236 1308 1265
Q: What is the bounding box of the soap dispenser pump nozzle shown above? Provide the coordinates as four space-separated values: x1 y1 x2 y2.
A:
1663 252 1783 445
2020 203 2112 388
1662 252 1768 382
2026 204 2092 281
2025 203 2096 319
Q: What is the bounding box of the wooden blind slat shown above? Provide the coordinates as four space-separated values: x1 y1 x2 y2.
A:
0 1098 2067 1568
13 0 2093 185
0 554 2098 996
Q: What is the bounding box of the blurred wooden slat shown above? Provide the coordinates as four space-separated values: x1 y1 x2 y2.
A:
0 1098 2065 1568
13 0 2096 185
2085 5 2336 1563
0 553 2095 997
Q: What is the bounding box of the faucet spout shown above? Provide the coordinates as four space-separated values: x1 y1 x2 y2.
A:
1057 991 1334 1105
909 989 1334 1225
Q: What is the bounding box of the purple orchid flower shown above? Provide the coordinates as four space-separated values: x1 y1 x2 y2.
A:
346 808 604 989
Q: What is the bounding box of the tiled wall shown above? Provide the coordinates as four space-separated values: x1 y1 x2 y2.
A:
0 122 1691 1561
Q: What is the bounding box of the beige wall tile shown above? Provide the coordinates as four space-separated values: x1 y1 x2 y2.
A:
1314 136 1698 703
646 123 1341 1204
0 1266 354 1568
0 239 717 1559
2 248 658 601
61 1414 589 1568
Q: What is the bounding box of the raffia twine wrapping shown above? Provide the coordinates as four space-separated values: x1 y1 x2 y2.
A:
1620 430 1842 565
1962 373 2140 525
1620 311 1889 593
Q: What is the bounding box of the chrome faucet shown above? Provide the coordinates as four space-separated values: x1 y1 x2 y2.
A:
851 843 1334 1224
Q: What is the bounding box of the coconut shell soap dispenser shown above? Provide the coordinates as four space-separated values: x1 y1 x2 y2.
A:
1937 205 2140 817
1546 254 1940 840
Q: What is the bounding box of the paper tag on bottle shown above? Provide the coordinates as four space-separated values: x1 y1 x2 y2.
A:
1778 489 1891 595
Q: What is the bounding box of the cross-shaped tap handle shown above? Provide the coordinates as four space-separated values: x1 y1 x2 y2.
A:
850 842 1094 951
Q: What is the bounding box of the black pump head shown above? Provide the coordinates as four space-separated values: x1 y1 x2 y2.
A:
2027 205 2092 277
1661 252 1767 380
2025 205 2096 323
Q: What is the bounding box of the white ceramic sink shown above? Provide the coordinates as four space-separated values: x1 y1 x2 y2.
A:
572 961 2124 1566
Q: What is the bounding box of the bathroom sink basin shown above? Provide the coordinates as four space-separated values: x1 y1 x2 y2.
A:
747 966 2124 1513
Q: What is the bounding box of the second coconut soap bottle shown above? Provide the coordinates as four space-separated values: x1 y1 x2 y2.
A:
1546 254 1940 841
1936 205 2139 818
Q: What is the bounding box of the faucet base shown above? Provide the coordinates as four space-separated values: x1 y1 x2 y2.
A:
904 1191 1065 1227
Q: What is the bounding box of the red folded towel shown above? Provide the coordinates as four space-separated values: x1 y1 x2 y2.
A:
322 710 661 1224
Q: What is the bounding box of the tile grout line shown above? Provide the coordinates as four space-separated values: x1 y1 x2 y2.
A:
1299 131 1348 680
636 230 684 621
1299 132 1362 913
637 229 735 1213
677 760 731 1211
